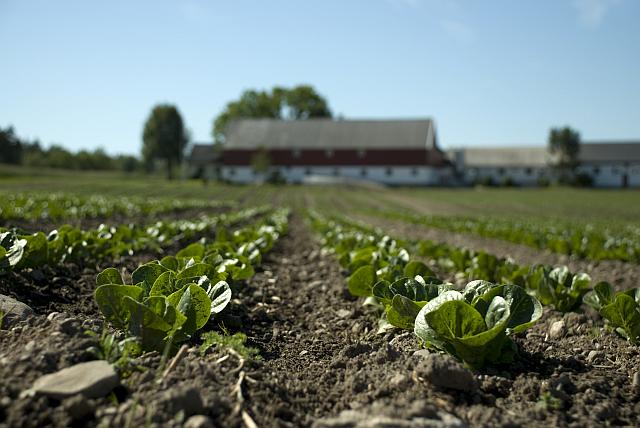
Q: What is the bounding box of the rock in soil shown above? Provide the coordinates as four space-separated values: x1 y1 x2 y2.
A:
311 400 466 428
30 360 119 399
184 414 216 428
0 294 33 327
548 320 566 339
414 353 478 392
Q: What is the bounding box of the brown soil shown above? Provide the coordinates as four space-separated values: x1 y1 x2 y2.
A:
1 213 639 427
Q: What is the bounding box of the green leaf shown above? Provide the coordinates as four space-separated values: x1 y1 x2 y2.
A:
176 243 206 259
403 261 434 279
167 284 212 336
585 281 614 311
159 256 179 272
600 294 640 343
96 268 124 286
504 285 543 334
207 280 232 315
124 296 186 351
425 300 486 340
6 238 27 267
387 295 422 330
16 233 48 269
347 265 375 297
95 284 144 329
177 263 216 280
149 271 177 297
132 263 167 294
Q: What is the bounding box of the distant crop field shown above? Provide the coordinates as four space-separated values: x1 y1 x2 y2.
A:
1 171 639 427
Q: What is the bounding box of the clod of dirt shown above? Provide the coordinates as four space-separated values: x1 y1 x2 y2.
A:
158 386 205 418
311 400 465 428
548 320 566 339
632 372 640 389
414 353 478 392
184 414 215 428
62 394 96 420
30 360 119 399
586 350 605 364
0 294 33 327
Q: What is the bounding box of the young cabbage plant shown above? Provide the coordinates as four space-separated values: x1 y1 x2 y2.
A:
526 265 590 312
94 261 232 352
584 282 640 344
414 281 542 369
373 275 451 330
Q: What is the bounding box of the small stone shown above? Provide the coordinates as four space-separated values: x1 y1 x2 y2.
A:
586 350 604 364
58 318 80 335
0 294 33 327
632 372 640 388
184 415 215 428
24 340 36 352
336 309 351 319
548 320 566 340
31 360 119 399
299 350 309 356
389 373 408 388
415 354 478 392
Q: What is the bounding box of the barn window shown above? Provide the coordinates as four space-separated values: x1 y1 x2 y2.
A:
292 149 301 158
593 167 600 175
305 167 311 175
498 168 506 176
360 168 367 177
325 149 334 158
525 168 532 176
229 168 235 176
357 149 366 159
411 167 418 176
386 167 393 176
333 168 339 176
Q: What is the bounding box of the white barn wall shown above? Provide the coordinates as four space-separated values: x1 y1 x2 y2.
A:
221 166 443 185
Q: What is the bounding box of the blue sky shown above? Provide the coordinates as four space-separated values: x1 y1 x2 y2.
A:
1 0 638 155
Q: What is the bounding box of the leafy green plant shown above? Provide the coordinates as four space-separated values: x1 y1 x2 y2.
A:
200 331 261 360
414 281 542 368
86 329 142 369
372 275 451 330
584 282 640 344
526 265 591 312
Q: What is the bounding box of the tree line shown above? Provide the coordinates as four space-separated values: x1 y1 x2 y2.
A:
0 126 142 172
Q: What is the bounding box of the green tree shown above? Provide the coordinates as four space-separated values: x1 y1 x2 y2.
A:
548 127 580 169
548 126 581 184
0 126 23 164
212 85 332 143
142 104 188 179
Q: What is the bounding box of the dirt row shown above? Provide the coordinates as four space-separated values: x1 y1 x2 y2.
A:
1 213 639 427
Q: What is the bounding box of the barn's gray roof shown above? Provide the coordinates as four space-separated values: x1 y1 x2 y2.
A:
579 142 640 163
448 147 550 167
224 118 436 150
188 143 219 165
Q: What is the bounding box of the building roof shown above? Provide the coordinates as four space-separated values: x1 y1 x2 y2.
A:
188 143 219 166
224 118 436 150
448 147 549 167
579 142 640 163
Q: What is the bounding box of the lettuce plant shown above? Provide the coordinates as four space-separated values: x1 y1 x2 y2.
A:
95 263 231 351
414 281 542 368
584 282 640 344
372 275 451 330
526 265 590 312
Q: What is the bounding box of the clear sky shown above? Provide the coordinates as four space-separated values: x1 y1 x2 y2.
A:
1 0 639 155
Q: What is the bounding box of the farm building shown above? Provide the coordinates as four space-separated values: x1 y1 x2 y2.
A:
448 141 640 187
214 118 451 185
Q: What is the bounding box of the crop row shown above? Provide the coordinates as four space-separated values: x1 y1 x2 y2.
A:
94 208 289 354
0 206 270 274
0 191 232 222
366 208 640 263
309 211 640 368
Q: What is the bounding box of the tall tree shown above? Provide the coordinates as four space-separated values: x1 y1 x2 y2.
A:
0 126 23 164
212 85 332 143
142 104 188 179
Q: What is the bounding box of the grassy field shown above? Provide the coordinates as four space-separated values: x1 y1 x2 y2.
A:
2 165 639 225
